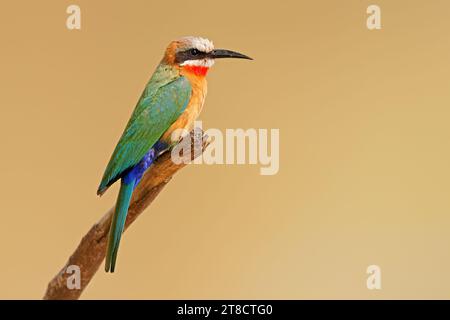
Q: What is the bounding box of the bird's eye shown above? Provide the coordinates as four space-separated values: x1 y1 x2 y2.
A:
190 49 200 56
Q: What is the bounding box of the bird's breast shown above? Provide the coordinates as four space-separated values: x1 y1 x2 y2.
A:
160 75 207 143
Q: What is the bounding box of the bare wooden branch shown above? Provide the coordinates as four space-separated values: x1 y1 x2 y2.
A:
43 130 209 300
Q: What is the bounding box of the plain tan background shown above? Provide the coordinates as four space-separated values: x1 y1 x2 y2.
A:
1 0 450 299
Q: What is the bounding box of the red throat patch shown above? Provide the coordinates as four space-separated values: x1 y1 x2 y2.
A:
183 65 209 76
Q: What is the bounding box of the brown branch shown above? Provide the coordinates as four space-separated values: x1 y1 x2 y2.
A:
43 130 209 300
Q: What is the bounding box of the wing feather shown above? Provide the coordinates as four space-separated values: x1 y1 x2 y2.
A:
97 67 191 195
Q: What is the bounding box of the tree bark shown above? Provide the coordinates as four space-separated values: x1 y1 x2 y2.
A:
43 130 208 300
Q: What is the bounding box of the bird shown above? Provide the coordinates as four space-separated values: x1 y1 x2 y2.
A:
97 36 252 272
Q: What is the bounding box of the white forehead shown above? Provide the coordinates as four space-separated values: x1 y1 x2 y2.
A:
179 36 214 53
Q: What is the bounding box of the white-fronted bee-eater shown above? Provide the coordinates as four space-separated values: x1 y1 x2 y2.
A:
97 36 252 272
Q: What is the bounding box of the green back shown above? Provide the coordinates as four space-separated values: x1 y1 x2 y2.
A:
97 63 192 195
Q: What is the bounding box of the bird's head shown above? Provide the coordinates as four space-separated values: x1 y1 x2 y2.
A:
163 36 252 76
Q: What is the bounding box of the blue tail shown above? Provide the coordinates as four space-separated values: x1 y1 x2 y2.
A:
104 144 166 272
105 179 134 272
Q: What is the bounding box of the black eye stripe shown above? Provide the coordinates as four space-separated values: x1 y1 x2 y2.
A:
175 49 208 63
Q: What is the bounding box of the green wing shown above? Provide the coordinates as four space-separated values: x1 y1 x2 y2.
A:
97 65 192 195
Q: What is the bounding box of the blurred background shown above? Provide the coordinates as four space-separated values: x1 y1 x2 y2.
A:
1 0 450 299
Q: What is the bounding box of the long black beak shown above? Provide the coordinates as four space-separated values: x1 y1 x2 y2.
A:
209 49 253 60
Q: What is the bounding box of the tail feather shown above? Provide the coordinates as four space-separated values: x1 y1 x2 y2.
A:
105 179 134 272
